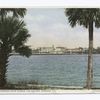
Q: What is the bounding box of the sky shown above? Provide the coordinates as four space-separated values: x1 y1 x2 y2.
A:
24 8 100 49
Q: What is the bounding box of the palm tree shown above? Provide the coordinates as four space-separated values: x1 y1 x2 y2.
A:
0 8 27 87
0 16 32 87
65 8 100 89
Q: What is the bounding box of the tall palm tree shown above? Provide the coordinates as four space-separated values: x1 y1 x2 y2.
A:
0 8 27 87
0 16 32 87
65 8 100 89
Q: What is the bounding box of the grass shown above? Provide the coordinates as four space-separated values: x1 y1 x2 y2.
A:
2 80 41 89
0 81 99 90
2 82 85 90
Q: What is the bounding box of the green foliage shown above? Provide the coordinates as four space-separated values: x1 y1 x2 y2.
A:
0 16 32 57
0 8 26 18
15 46 32 57
65 8 100 28
95 47 100 53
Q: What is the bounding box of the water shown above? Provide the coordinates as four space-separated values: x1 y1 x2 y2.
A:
7 54 100 87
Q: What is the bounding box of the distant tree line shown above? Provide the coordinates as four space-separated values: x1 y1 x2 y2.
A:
83 47 100 54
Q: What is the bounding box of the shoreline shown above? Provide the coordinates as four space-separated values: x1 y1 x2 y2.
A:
11 53 87 55
1 83 100 90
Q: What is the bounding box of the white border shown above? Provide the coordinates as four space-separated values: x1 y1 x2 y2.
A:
0 1 100 100
0 0 100 8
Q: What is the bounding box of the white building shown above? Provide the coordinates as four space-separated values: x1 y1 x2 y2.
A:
38 45 55 54
66 48 83 54
54 47 67 54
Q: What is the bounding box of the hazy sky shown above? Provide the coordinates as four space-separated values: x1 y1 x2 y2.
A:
24 8 100 48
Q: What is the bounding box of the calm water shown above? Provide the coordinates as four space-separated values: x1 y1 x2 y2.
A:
7 54 100 88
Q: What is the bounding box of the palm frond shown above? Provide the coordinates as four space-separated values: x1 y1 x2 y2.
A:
0 8 26 18
0 16 32 57
15 45 32 57
65 8 100 28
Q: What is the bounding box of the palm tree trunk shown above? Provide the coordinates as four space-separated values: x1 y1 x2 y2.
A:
0 56 6 87
0 47 9 88
86 21 93 89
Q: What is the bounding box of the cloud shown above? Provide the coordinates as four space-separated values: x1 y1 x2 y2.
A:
25 8 100 48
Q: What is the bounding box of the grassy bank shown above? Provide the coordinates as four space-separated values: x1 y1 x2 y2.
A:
1 82 85 90
0 81 98 90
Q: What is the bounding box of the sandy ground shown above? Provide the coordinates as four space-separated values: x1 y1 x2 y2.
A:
0 89 100 94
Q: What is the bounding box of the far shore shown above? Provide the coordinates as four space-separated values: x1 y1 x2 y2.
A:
11 53 88 55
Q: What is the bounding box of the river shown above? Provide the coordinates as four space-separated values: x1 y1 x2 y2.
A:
7 54 100 88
